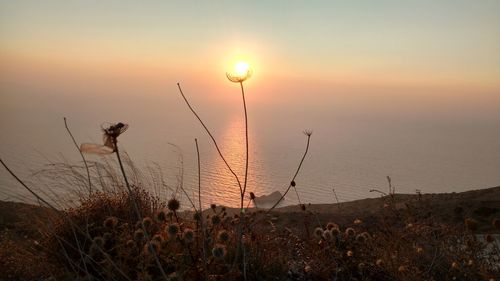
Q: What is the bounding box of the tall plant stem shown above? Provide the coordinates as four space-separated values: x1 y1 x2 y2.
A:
112 139 168 280
267 133 312 212
195 139 208 280
177 83 243 194
240 81 249 211
64 117 92 195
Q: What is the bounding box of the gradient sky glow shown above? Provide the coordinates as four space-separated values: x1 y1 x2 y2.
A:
1 0 499 90
1 1 500 206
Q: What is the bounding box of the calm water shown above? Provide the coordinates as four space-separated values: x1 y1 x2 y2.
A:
1 84 499 209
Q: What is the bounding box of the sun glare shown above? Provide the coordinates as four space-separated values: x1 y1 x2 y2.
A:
234 61 250 76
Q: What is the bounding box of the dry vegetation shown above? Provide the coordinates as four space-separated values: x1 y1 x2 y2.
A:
1 185 499 281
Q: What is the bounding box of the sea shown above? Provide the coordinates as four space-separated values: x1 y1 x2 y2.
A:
1 81 499 209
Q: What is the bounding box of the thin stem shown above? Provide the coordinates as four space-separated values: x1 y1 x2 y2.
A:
240 81 249 211
112 139 168 280
177 83 242 194
63 117 92 195
195 139 208 280
267 133 312 212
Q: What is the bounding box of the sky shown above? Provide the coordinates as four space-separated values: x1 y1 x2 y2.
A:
1 0 499 90
1 0 500 205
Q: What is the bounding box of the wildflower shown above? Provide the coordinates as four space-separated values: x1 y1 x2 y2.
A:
167 272 180 281
467 259 474 266
218 230 230 243
103 216 118 228
143 241 160 255
485 234 495 243
451 261 459 269
376 259 384 267
103 232 112 241
398 265 407 273
226 62 252 83
345 227 356 237
152 234 163 243
142 217 153 229
193 211 201 221
358 263 365 271
353 219 362 225
156 210 167 222
166 223 180 237
330 227 341 237
346 250 354 257
126 240 135 248
465 218 478 231
80 122 128 154
211 215 221 225
167 198 180 211
416 247 424 254
304 265 312 273
326 222 338 230
182 228 195 243
212 244 227 259
313 227 324 239
93 236 104 247
355 233 366 243
493 218 500 230
323 229 334 241
134 229 144 241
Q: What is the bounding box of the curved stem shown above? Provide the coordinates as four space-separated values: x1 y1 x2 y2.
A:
240 81 249 211
64 117 92 195
177 83 243 194
267 133 311 212
113 139 168 280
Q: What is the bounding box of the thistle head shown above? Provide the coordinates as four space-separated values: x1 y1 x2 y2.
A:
182 228 195 243
212 244 227 259
167 198 180 212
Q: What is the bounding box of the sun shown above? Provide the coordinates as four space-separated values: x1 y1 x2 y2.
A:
226 60 253 83
234 61 250 76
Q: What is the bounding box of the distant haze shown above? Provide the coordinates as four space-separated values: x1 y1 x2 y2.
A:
1 1 499 207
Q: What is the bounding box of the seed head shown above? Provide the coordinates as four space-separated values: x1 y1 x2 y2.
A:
103 216 118 228
212 244 227 259
126 240 135 248
152 234 163 243
326 222 338 230
465 218 478 231
376 259 384 267
218 230 230 243
398 265 407 273
93 236 104 247
313 227 324 239
330 227 341 237
182 228 195 243
291 181 296 187
250 192 256 200
134 229 144 241
493 218 500 230
167 198 180 211
323 229 334 241
166 223 180 237
156 210 167 222
485 234 495 243
210 203 217 210
142 217 153 229
345 227 356 237
211 215 221 225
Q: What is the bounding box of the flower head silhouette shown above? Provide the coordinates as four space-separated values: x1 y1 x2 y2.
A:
80 122 128 154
